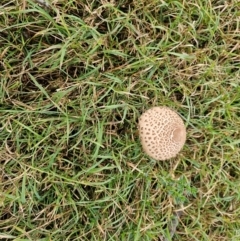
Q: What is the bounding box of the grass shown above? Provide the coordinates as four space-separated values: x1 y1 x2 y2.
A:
0 0 240 240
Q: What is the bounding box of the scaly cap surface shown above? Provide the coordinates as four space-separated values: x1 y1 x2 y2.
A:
138 106 186 160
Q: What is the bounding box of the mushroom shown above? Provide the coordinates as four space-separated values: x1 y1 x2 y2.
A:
138 106 186 160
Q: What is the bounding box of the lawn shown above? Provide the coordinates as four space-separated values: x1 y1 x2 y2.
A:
0 0 240 240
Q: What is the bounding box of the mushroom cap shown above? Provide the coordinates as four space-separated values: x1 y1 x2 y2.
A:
138 106 186 160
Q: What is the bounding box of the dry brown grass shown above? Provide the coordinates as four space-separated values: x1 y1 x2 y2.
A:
0 0 240 240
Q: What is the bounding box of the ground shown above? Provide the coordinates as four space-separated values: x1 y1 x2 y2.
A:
0 0 240 240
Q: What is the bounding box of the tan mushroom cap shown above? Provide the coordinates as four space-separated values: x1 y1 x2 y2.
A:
138 106 186 160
